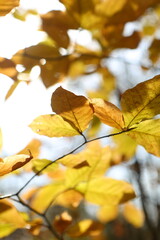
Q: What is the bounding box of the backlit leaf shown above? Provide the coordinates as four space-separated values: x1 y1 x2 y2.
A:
0 57 17 80
51 87 93 133
32 159 58 173
76 177 135 205
53 211 72 234
0 199 26 237
0 153 32 176
5 81 20 100
0 0 19 16
121 75 160 128
123 203 144 228
18 139 41 158
29 114 80 137
31 181 66 212
127 119 160 157
97 205 118 223
67 219 103 237
91 98 124 129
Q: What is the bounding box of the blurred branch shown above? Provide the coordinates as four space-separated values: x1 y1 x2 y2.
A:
134 158 158 240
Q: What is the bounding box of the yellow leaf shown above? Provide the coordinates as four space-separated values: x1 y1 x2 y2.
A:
5 81 20 100
55 189 83 208
31 181 66 212
121 75 160 128
67 219 103 237
51 87 93 133
32 159 58 173
0 224 16 238
127 119 160 157
29 114 80 137
123 203 144 228
91 98 124 129
0 0 19 16
112 129 137 161
0 199 26 237
0 153 32 176
61 141 112 185
76 177 135 205
97 205 118 223
95 0 127 17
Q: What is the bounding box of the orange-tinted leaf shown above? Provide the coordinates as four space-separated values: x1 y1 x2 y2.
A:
123 203 144 228
91 98 124 129
55 189 83 208
53 211 72 234
76 177 135 205
121 75 160 128
5 81 20 100
30 114 80 137
0 0 19 16
0 153 32 176
0 199 26 237
51 87 93 133
28 218 43 236
67 219 103 237
18 139 41 159
97 205 118 223
0 57 17 80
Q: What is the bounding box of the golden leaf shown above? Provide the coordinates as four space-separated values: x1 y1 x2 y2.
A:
97 205 118 223
0 57 17 80
76 177 135 205
51 87 93 133
31 181 66 212
91 98 124 129
67 219 103 237
123 203 144 228
0 0 19 16
121 75 160 128
0 153 32 176
127 119 160 157
29 114 80 137
53 211 72 234
0 199 26 237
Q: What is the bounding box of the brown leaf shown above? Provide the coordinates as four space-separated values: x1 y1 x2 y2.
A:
51 87 93 133
0 153 32 176
0 57 17 80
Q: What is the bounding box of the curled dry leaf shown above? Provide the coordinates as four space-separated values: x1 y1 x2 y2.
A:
0 153 32 176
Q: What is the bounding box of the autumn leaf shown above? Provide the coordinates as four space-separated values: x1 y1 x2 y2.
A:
91 98 124 129
66 219 104 237
97 205 118 223
53 211 72 234
123 203 144 228
31 181 66 212
51 87 93 133
76 177 135 205
0 0 20 16
29 114 80 137
0 57 17 80
0 153 32 176
121 75 160 128
127 119 160 157
0 199 26 237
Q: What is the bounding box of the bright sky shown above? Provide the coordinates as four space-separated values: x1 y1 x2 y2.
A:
0 0 99 158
